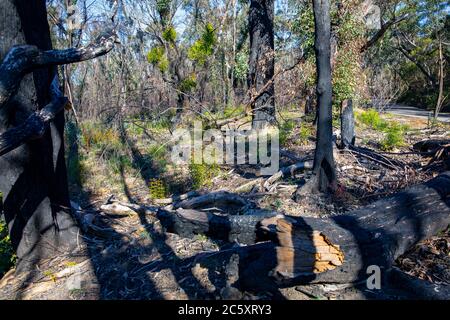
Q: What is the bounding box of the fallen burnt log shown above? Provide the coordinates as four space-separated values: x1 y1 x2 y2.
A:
157 208 279 245
173 172 450 292
414 139 450 168
171 191 248 210
413 139 450 153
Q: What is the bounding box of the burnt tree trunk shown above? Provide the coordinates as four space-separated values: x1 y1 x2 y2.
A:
340 99 355 148
311 0 336 192
248 0 276 129
0 0 78 272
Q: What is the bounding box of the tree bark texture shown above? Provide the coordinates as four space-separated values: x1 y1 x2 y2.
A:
311 0 336 192
248 0 276 129
0 0 77 272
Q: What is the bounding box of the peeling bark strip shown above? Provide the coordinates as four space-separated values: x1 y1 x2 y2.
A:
0 29 116 110
181 172 450 291
263 161 313 190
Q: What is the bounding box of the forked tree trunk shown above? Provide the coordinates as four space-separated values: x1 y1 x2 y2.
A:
0 0 78 272
248 0 276 129
311 0 336 192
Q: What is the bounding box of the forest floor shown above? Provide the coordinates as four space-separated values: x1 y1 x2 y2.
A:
0 109 449 300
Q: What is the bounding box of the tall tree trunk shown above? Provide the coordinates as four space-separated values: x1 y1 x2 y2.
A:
0 0 79 272
434 37 445 119
311 0 336 192
248 0 276 129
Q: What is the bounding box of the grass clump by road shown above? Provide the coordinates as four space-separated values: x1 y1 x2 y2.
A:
357 109 410 151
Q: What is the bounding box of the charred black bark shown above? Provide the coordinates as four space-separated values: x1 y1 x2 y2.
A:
248 0 276 129
0 0 116 273
311 0 336 192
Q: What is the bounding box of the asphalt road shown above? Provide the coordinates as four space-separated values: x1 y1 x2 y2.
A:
385 104 450 123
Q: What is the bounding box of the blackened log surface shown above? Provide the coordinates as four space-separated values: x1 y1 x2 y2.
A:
248 0 276 129
157 208 278 245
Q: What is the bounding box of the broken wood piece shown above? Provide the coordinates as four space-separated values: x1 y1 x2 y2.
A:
263 161 313 190
157 208 279 244
172 191 248 210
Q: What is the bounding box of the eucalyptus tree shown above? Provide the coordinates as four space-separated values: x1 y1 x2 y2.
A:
248 0 276 129
0 0 117 272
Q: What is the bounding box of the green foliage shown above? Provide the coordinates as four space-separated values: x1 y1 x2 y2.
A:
156 0 171 24
292 4 315 51
80 122 132 175
188 23 216 65
297 124 312 146
189 162 220 190
147 46 169 72
336 11 365 44
357 109 387 130
0 213 15 277
379 123 407 151
357 109 409 150
65 121 83 186
234 51 249 82
147 46 164 64
149 178 167 199
223 104 245 118
279 119 296 146
179 74 197 93
162 26 177 43
333 50 360 107
148 144 168 170
273 199 283 210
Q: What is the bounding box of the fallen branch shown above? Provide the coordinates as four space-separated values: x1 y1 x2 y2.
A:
346 145 406 170
263 161 313 191
159 208 279 245
234 178 264 193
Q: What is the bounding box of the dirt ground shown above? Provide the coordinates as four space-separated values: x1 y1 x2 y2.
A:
0 112 449 300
